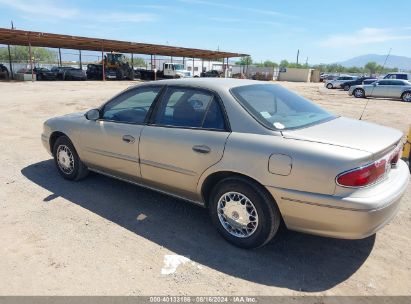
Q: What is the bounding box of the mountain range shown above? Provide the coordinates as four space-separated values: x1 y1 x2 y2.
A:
337 54 411 70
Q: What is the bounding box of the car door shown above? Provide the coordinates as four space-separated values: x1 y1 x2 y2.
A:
139 86 230 200
79 85 163 180
370 80 390 97
391 80 406 98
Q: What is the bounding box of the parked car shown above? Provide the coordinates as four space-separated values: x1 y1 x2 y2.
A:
349 79 411 102
33 67 58 81
51 66 86 80
201 70 222 78
320 73 338 82
0 63 9 79
325 75 358 89
383 73 411 81
86 64 103 80
340 77 377 91
42 78 409 248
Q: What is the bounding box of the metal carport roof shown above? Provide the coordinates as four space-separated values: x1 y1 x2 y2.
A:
0 28 248 59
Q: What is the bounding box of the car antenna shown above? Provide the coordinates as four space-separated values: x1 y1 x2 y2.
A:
359 48 392 120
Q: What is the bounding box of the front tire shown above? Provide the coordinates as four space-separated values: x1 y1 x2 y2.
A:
343 84 350 91
53 136 89 181
209 177 281 249
326 83 333 89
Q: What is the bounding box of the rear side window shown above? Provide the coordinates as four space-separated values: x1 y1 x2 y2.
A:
230 84 334 130
153 87 226 130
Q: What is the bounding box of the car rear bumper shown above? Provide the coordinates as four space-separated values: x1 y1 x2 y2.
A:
267 160 409 239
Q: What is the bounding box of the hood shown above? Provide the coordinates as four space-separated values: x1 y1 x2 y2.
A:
282 117 402 157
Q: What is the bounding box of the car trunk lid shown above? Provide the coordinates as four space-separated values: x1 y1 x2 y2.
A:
282 117 403 159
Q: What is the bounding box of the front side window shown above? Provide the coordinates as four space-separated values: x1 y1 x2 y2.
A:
102 86 161 124
230 84 334 130
153 87 226 130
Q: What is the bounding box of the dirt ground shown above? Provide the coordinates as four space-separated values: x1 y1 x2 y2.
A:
0 80 410 296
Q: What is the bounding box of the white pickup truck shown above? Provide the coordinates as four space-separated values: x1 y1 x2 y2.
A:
163 63 192 78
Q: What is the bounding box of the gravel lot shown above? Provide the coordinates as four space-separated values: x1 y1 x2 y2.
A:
0 80 410 296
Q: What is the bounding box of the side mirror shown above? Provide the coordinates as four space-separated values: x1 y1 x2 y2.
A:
85 109 100 121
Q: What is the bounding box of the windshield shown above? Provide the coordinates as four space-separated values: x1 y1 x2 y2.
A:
230 84 335 130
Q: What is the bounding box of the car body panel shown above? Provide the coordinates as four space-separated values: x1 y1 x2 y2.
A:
139 127 229 200
349 79 411 99
42 78 409 239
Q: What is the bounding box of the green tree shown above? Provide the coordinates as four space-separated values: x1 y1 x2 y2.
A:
124 56 146 67
262 60 278 67
279 59 289 67
0 46 57 62
236 56 252 65
364 61 382 75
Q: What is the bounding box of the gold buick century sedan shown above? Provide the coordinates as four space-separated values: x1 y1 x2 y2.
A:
41 78 409 248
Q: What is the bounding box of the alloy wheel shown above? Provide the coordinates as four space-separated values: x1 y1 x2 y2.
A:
56 144 75 174
217 191 259 238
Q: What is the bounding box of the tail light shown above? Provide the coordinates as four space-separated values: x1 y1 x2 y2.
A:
336 159 387 187
336 145 402 188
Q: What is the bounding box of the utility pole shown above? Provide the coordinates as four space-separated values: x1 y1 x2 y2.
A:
296 49 300 65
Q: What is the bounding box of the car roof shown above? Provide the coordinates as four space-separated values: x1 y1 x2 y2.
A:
136 78 269 91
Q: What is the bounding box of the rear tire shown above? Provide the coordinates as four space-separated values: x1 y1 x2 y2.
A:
343 84 350 91
353 88 365 98
326 83 333 89
208 177 281 249
53 136 89 181
401 91 411 102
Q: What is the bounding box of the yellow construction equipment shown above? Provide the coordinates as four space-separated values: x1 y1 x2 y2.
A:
402 125 411 172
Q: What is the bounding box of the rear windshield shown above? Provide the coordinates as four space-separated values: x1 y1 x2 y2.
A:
230 84 335 130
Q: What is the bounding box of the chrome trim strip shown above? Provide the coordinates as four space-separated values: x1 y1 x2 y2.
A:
83 147 139 163
281 197 366 212
140 159 197 176
89 168 205 207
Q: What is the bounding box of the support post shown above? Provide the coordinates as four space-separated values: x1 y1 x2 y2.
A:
28 37 34 82
58 48 62 66
183 57 185 66
7 44 13 80
226 57 229 78
79 50 82 70
170 56 173 63
201 59 204 74
131 53 134 69
192 57 195 76
101 47 105 81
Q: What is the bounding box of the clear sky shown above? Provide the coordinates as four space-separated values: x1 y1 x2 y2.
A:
1 0 411 64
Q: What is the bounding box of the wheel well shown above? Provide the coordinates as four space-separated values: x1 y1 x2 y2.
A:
401 90 411 97
49 131 67 155
201 171 275 207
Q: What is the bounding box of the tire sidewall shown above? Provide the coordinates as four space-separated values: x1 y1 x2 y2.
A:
209 179 279 249
53 136 81 180
402 91 411 102
354 88 364 98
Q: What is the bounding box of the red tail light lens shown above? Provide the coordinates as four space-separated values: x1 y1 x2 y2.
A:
337 159 387 187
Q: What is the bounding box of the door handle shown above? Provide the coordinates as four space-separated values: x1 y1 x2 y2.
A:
192 145 211 154
122 135 135 143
